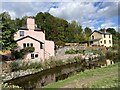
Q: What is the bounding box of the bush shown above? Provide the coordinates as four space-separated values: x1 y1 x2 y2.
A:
12 47 35 59
11 50 24 59
55 60 64 66
9 61 20 72
2 83 21 88
19 62 29 70
29 62 42 69
77 50 85 54
105 51 114 60
65 49 76 54
74 56 82 63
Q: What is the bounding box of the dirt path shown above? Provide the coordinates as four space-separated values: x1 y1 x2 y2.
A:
62 71 118 88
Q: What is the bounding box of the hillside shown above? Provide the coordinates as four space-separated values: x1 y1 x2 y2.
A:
43 62 119 88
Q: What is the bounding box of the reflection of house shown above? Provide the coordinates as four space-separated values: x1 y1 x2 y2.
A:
89 30 112 47
14 17 54 62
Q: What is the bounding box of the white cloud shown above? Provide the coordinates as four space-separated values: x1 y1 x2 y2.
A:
49 2 97 20
1 1 118 31
1 2 53 19
49 2 118 31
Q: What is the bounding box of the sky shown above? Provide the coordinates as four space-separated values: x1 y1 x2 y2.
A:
1 0 120 31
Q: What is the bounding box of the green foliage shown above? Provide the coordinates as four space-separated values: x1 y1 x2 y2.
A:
65 49 76 54
89 76 119 88
8 56 84 72
91 50 103 55
43 62 118 88
21 47 35 54
55 41 65 48
9 61 20 71
29 62 42 69
11 50 24 59
84 27 92 40
19 62 29 70
77 50 85 54
0 12 17 51
65 49 85 54
1 12 120 51
105 51 115 60
35 12 86 45
105 51 118 62
12 47 35 59
2 83 22 88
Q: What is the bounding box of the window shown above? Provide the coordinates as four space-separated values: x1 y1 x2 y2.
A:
109 40 111 44
101 41 102 43
40 43 43 49
23 43 26 48
30 43 33 47
104 40 106 44
27 43 29 47
20 31 24 37
35 54 38 58
109 35 110 38
23 43 33 48
31 54 34 59
104 34 106 38
92 36 94 39
31 54 38 59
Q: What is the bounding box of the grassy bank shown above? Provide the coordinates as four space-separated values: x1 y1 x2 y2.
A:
43 62 119 88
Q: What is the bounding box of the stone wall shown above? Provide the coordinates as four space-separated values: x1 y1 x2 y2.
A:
55 46 86 56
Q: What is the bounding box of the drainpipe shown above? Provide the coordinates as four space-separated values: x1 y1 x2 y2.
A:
43 42 45 63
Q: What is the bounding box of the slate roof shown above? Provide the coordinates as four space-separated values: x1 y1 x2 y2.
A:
19 25 44 32
93 30 111 35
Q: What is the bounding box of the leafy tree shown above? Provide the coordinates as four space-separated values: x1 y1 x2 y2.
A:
84 27 92 40
0 12 17 51
106 28 120 44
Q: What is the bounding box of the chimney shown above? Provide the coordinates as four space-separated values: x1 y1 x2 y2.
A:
27 17 35 30
103 28 106 33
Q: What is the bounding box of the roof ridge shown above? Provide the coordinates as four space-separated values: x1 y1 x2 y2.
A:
16 35 44 43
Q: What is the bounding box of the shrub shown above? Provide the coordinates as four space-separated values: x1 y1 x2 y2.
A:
9 61 20 72
55 60 64 66
29 62 42 69
2 83 21 88
55 41 65 48
43 61 51 69
19 62 29 70
105 51 114 60
77 50 85 54
11 50 24 59
74 56 82 63
65 49 76 54
12 47 35 59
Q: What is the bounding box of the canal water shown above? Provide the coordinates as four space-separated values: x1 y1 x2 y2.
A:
5 59 105 89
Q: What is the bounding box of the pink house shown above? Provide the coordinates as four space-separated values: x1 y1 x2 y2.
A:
14 17 54 62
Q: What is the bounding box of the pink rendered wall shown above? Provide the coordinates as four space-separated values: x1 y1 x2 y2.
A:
14 30 45 41
17 37 44 61
14 17 55 61
14 17 45 41
45 40 55 59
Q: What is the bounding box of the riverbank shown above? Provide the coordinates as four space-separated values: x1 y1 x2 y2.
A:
2 54 99 82
43 62 119 88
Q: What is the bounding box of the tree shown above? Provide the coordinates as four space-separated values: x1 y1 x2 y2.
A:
84 27 92 40
0 12 17 51
106 28 120 44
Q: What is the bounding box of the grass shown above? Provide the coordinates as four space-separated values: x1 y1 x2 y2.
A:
89 75 118 88
43 62 119 88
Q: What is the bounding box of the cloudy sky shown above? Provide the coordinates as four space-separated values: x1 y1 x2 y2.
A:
1 0 120 31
